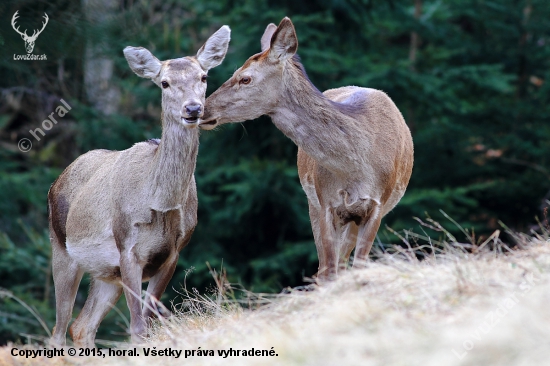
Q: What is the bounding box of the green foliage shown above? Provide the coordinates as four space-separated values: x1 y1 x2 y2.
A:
0 0 549 345
0 222 52 344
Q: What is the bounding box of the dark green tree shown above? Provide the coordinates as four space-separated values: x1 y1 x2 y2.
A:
0 0 548 345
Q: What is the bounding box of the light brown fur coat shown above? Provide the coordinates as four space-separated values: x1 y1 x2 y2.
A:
200 18 413 280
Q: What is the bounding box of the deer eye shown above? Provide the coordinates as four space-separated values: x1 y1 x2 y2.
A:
201 75 208 83
240 76 251 85
161 81 169 89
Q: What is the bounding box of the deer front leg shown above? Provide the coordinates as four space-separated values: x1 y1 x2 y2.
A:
142 255 178 320
120 248 146 343
316 207 339 282
115 223 146 344
307 201 326 278
142 222 195 321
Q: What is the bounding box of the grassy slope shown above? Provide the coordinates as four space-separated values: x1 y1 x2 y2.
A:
2 239 549 366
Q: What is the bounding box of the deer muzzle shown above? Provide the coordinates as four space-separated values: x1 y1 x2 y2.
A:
181 103 203 126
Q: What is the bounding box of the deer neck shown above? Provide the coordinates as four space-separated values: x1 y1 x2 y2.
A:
148 113 199 211
270 61 363 174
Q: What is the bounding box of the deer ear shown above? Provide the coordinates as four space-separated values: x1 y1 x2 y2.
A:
260 23 277 52
123 47 162 81
269 17 298 62
196 25 231 71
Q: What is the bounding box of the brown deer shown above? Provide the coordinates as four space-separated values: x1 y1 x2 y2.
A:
200 18 413 281
48 25 230 347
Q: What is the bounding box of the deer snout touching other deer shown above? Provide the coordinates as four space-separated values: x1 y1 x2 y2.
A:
200 18 414 281
184 103 202 122
48 26 230 348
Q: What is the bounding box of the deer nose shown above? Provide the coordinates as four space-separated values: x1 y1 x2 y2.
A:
185 104 202 117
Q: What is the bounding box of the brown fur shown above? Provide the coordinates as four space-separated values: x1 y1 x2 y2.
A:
200 18 413 281
48 26 230 347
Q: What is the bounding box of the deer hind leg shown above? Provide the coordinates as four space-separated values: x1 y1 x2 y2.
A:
338 222 359 269
353 207 382 268
69 279 122 348
335 190 381 268
49 233 84 347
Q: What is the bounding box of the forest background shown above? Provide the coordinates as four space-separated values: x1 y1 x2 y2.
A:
0 0 548 345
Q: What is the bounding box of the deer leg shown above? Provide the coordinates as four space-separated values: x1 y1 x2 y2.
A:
49 235 83 347
338 222 359 269
69 279 122 348
119 247 146 344
316 207 339 282
142 209 195 321
353 208 382 268
142 255 178 321
307 201 327 279
114 221 147 344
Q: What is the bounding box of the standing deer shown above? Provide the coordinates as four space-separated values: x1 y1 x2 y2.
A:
48 26 230 347
11 11 49 54
200 18 413 281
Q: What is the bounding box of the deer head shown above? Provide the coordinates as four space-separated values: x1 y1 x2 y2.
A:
200 18 297 130
11 11 49 54
123 25 231 127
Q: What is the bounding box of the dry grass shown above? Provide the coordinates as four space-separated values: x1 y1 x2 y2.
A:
2 236 550 366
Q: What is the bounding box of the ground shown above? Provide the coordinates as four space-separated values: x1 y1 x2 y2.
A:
2 237 549 366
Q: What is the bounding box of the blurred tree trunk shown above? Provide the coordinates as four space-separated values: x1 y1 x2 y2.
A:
409 0 422 70
516 0 532 99
407 0 422 133
82 0 120 115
